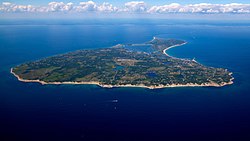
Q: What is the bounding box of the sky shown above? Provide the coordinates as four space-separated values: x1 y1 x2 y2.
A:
1 0 250 18
1 0 250 6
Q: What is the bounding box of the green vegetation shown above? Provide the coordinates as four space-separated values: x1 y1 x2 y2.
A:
12 38 233 87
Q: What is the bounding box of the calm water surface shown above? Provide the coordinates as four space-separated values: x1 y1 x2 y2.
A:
0 19 250 141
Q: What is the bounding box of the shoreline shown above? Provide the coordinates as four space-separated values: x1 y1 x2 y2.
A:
10 68 234 89
163 42 190 61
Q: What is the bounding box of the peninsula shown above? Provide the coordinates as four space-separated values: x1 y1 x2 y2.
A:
11 37 234 89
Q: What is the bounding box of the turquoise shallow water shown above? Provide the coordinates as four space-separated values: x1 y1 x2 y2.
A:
0 19 250 141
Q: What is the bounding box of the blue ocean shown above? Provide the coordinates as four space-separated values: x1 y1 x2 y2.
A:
1 19 250 141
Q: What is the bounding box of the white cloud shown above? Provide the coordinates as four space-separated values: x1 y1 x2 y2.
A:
0 1 250 14
148 3 181 13
124 1 147 13
75 1 117 12
0 2 36 12
76 1 97 12
148 3 250 14
47 2 74 12
98 2 118 12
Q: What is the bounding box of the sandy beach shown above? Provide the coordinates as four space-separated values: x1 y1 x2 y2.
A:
162 42 188 60
10 67 234 89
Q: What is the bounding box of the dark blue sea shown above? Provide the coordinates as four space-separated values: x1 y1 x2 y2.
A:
1 19 250 141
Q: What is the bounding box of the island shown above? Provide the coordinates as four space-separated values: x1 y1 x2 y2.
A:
11 37 234 89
